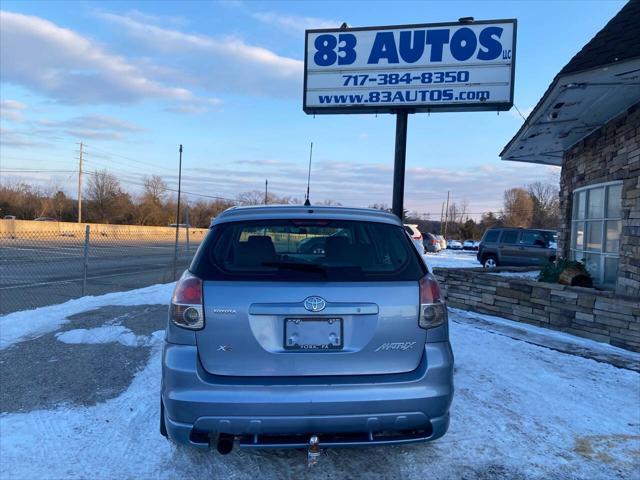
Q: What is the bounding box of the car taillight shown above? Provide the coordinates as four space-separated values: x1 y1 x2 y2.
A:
170 272 204 330
418 273 447 329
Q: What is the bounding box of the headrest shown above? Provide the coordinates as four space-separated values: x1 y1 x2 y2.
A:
325 236 350 260
235 236 276 266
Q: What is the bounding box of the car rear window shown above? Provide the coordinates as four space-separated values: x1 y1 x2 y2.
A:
483 230 500 243
190 219 426 282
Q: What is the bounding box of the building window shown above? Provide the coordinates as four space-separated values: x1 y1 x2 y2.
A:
570 182 622 287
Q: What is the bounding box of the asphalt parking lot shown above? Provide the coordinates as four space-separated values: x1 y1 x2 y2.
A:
0 236 196 314
1 287 638 480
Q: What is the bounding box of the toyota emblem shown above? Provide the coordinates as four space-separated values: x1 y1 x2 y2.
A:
304 296 326 312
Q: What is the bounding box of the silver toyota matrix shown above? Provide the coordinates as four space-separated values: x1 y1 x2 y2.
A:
161 205 454 455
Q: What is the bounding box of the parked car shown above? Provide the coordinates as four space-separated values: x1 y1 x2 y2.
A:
446 239 463 250
435 234 447 251
297 228 350 254
33 217 57 222
3 215 16 220
477 227 558 268
462 240 478 251
404 223 426 254
161 205 453 454
423 232 441 253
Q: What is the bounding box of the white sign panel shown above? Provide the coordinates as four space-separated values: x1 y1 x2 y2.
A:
304 20 516 114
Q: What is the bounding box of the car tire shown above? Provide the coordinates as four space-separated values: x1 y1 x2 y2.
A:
160 398 168 438
483 255 498 268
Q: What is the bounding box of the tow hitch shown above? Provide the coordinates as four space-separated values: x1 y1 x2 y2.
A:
307 435 322 466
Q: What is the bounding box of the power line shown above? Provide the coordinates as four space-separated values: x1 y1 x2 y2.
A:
2 169 542 214
81 170 236 202
1 169 78 173
513 104 529 121
1 167 235 202
82 143 174 172
81 150 174 176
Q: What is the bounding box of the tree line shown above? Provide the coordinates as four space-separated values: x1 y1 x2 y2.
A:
1 171 559 234
0 171 298 227
373 181 560 240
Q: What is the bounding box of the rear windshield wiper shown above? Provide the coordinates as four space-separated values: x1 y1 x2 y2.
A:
262 260 328 277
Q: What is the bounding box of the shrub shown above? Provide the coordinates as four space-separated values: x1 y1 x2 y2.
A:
538 258 591 284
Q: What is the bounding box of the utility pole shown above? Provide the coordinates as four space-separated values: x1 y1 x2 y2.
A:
443 191 450 240
77 142 83 223
440 201 445 236
173 144 183 281
265 179 268 204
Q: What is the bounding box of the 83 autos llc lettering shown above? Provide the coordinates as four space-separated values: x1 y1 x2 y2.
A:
304 20 516 113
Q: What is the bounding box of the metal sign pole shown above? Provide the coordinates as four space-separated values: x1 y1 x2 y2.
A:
392 111 409 220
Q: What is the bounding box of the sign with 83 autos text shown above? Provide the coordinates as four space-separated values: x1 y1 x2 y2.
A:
304 20 516 114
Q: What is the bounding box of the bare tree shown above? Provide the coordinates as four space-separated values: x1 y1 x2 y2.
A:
236 190 264 206
138 175 169 225
527 181 560 229
143 175 168 203
502 187 534 227
0 182 43 219
85 170 126 223
236 190 297 206
480 211 501 230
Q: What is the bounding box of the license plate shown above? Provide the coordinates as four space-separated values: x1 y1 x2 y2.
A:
284 318 343 351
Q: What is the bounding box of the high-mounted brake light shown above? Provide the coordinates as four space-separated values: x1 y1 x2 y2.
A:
170 272 204 330
418 273 446 329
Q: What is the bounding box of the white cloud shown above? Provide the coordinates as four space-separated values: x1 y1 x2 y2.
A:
0 11 207 105
0 99 26 122
1 113 146 146
37 115 145 133
0 127 47 147
252 12 338 35
161 158 560 216
98 12 303 98
34 114 146 141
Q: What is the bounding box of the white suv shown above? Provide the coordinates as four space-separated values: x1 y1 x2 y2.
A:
404 224 426 254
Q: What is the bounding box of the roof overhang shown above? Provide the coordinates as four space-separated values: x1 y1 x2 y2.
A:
500 57 640 166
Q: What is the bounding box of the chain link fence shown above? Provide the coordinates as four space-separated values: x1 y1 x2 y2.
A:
0 221 207 315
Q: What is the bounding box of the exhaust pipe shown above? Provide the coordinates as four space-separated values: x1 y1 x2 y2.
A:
216 433 235 455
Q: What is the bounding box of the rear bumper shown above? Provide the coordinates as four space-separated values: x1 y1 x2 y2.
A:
161 342 454 449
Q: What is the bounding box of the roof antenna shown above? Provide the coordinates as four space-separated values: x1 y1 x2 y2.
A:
304 141 313 206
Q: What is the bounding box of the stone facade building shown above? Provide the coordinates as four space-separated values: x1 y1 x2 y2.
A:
501 0 640 297
560 105 639 296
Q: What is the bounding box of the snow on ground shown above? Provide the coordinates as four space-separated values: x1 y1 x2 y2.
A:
489 270 540 279
451 307 640 368
1 286 639 479
0 282 174 350
422 249 481 269
55 325 163 347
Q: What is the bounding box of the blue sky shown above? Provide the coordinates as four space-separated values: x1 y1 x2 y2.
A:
0 0 626 217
